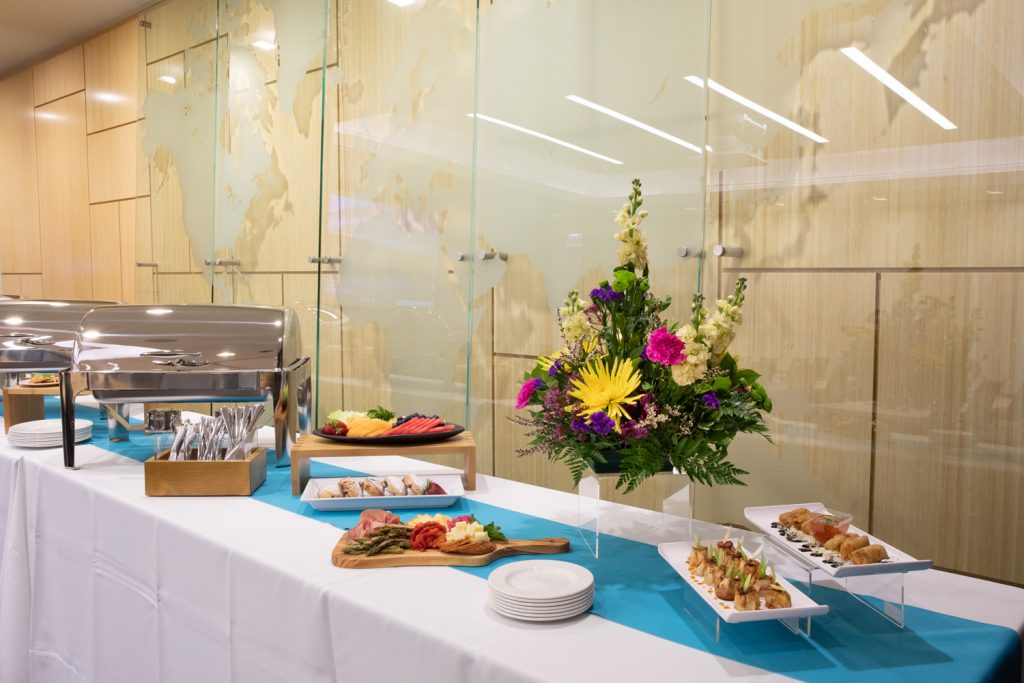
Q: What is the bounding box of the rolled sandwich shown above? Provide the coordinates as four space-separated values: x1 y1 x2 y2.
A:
839 534 870 559
360 478 386 496
338 479 361 498
849 544 889 565
778 507 809 526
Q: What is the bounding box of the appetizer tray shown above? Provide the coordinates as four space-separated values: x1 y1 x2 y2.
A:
745 503 932 578
314 424 464 445
659 541 828 624
19 379 58 387
301 474 464 511
333 536 570 569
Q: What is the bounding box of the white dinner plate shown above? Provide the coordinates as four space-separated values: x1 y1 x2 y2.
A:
8 419 91 436
489 583 593 604
19 379 59 387
488 560 594 601
489 589 594 608
300 475 465 511
489 592 593 614
489 600 591 622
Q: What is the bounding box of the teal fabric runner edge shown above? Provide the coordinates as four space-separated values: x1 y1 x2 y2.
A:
11 398 1022 682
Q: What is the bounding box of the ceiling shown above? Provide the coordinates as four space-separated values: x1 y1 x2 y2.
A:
0 0 155 78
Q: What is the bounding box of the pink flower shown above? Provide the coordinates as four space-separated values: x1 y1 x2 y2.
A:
645 327 686 366
516 378 544 409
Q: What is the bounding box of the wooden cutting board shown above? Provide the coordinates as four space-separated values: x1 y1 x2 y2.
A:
332 537 571 568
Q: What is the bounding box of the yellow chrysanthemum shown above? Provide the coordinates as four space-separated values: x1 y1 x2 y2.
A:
537 339 599 373
567 358 642 431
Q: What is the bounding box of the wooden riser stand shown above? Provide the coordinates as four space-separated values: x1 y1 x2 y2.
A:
291 432 477 495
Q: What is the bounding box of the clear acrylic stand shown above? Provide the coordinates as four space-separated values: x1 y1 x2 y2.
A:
677 579 814 642
801 565 907 628
577 467 693 559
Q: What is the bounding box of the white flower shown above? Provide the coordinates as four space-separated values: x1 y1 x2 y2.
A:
672 326 709 386
561 311 593 345
615 229 648 270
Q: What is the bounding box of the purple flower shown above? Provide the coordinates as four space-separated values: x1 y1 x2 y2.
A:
620 420 649 440
702 392 721 410
543 386 566 411
570 416 589 433
547 359 563 377
516 378 544 409
640 347 649 361
589 284 623 303
645 326 686 366
589 411 615 436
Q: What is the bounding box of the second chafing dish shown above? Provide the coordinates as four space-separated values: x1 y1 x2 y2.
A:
59 304 311 469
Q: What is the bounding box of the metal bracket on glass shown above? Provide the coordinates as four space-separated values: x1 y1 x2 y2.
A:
204 258 241 267
711 245 744 258
478 249 508 262
307 256 343 265
455 252 472 262
676 246 701 258
135 261 159 268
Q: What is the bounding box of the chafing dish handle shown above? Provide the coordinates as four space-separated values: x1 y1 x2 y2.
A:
60 369 77 469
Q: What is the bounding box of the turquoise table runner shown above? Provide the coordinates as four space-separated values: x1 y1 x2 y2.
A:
12 399 1022 682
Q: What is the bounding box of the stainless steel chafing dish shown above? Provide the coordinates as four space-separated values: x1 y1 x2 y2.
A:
59 304 311 469
0 299 114 386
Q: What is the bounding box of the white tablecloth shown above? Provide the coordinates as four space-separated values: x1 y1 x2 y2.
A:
0 436 1022 682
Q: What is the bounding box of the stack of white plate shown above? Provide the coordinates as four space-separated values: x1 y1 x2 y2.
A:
488 560 594 621
7 419 92 448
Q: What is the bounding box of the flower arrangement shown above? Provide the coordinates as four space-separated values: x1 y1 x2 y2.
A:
512 179 772 493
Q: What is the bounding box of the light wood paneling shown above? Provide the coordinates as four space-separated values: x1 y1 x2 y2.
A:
1 274 20 296
874 272 1024 584
87 122 138 203
19 275 42 299
84 20 140 133
89 203 123 301
144 0 217 63
493 255 558 358
155 273 210 303
149 150 199 272
0 71 42 274
35 93 92 299
124 196 155 303
32 47 84 105
696 272 876 527
233 273 283 306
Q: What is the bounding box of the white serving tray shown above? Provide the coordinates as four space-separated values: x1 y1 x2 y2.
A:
744 503 932 578
300 475 464 511
659 541 828 624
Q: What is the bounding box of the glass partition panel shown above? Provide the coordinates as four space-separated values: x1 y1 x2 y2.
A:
209 0 331 409
703 0 1024 584
316 0 479 445
477 0 710 501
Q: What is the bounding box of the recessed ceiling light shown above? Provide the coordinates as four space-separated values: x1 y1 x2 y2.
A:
565 94 703 154
840 47 956 130
251 40 277 51
158 75 177 84
684 75 828 144
468 112 623 165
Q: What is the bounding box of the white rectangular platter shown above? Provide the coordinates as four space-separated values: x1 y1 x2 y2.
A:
301 475 464 511
659 541 828 624
745 502 932 578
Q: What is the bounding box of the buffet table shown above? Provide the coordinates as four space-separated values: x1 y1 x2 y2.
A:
0 404 1022 682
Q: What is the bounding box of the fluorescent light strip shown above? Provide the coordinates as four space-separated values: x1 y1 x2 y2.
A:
565 95 702 154
684 75 828 144
840 47 956 130
469 113 623 165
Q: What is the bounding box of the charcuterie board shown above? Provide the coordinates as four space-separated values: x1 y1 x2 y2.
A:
332 537 570 569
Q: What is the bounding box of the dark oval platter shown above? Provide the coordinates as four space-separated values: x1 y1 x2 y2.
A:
313 424 465 445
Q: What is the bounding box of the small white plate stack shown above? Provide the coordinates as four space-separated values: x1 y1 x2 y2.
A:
488 560 594 621
7 419 92 448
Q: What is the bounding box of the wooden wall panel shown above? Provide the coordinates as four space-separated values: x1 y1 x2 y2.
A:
150 152 200 272
89 203 123 301
19 275 42 299
0 71 42 274
695 272 876 526
144 0 218 63
84 21 140 133
35 93 92 299
874 273 1024 584
118 199 143 303
87 122 139 203
32 47 84 105
155 273 210 303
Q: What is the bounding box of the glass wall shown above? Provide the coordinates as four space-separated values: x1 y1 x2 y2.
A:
701 0 1023 585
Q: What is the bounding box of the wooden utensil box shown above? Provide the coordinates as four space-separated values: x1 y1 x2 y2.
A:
144 448 266 496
